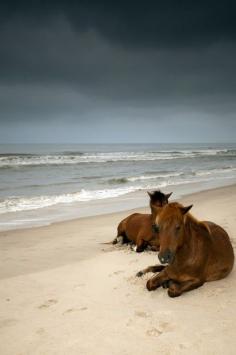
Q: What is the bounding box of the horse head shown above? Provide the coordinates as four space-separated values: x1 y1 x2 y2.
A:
148 190 172 223
153 202 193 264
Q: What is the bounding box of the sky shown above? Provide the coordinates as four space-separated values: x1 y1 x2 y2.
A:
0 1 236 143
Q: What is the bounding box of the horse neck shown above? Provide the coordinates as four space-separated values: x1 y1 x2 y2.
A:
182 213 201 250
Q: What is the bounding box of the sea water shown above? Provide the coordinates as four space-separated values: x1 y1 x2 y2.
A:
0 143 236 230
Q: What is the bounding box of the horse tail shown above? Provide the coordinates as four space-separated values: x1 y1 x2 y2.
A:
101 220 127 245
113 219 129 244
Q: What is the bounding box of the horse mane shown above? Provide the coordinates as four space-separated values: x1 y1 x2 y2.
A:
184 212 211 236
149 190 167 206
148 190 168 219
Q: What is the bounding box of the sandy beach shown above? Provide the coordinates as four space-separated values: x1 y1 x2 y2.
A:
0 184 236 355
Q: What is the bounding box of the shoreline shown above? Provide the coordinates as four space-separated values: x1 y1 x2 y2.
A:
1 177 236 232
1 183 236 277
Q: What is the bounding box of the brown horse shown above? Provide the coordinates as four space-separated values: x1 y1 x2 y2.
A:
137 202 234 296
112 191 172 252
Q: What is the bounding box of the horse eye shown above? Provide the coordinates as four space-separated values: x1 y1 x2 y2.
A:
176 224 181 231
152 224 160 233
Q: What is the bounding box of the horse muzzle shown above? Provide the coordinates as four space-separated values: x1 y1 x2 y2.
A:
158 249 175 264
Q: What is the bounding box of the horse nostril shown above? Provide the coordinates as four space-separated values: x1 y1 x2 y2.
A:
152 224 159 233
158 249 173 264
158 253 166 264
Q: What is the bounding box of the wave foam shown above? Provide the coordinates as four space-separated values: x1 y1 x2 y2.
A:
127 172 184 182
0 149 235 168
0 186 144 214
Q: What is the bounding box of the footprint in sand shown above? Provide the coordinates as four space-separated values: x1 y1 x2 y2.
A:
135 311 150 318
159 320 174 332
0 318 18 329
113 270 125 275
126 312 151 327
63 307 88 315
74 283 85 289
146 321 174 337
36 327 46 335
109 270 124 277
129 259 139 264
146 328 163 337
178 343 191 350
126 318 133 327
38 299 58 309
125 275 142 285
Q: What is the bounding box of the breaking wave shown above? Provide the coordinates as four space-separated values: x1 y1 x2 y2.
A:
1 148 236 168
0 186 144 214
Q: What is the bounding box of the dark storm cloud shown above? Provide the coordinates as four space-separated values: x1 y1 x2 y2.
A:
1 21 235 107
1 0 236 97
0 1 236 142
1 1 236 48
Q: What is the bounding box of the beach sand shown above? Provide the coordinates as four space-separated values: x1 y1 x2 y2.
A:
0 185 236 355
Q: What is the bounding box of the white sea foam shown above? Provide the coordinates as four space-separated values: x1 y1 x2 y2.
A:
108 167 236 184
127 172 184 182
195 167 236 176
0 148 234 168
1 178 180 214
0 186 141 214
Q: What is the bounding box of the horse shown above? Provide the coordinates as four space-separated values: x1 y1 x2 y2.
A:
137 202 234 297
112 190 172 252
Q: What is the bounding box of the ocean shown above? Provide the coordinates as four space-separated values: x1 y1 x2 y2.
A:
1 143 236 230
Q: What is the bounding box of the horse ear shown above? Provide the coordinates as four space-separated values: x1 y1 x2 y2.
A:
180 205 193 215
165 192 172 200
147 191 154 197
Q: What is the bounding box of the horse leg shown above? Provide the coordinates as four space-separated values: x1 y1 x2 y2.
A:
133 237 147 253
146 269 170 291
136 265 165 277
150 245 159 251
168 279 204 298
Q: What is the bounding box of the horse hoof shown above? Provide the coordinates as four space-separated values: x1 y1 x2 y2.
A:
131 245 138 252
162 280 170 289
168 289 181 298
136 271 143 277
146 280 156 291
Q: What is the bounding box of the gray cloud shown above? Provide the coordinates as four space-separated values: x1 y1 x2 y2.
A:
0 1 236 143
1 20 236 103
1 1 236 48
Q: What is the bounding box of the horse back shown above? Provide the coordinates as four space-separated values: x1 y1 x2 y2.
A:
204 221 234 280
118 213 153 243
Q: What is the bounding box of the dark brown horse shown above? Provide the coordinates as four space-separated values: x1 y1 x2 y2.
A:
137 202 234 296
112 191 172 252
